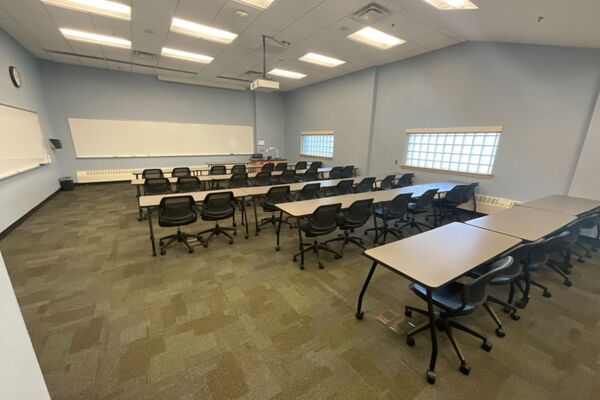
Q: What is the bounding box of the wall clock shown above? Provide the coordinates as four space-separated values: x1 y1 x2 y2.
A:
9 66 22 88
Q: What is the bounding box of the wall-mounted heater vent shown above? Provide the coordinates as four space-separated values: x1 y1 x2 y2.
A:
76 166 210 183
352 3 391 24
458 194 521 215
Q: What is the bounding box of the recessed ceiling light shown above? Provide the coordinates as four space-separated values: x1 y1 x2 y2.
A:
59 28 131 49
299 52 345 67
41 0 130 20
347 27 405 50
234 0 274 9
171 17 238 44
268 68 306 79
161 47 214 64
420 0 478 10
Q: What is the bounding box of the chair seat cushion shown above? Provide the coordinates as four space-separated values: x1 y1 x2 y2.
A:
410 282 475 313
202 209 234 221
299 220 337 237
408 203 427 213
159 211 197 227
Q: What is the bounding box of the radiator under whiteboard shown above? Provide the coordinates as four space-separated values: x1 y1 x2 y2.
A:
76 165 208 183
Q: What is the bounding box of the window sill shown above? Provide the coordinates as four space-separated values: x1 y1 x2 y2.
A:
400 165 494 180
300 154 334 160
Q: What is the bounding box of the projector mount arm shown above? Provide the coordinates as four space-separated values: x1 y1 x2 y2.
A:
262 35 290 78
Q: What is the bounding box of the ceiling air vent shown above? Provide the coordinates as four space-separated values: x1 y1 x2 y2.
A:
352 3 390 24
133 50 158 62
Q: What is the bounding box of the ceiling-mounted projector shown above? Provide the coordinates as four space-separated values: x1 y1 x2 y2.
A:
251 78 279 92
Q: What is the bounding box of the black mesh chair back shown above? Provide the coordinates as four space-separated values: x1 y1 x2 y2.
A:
394 173 414 188
229 173 248 188
172 167 191 177
497 241 539 279
266 186 291 204
176 176 201 193
307 203 342 235
230 164 246 174
298 183 321 200
414 188 438 209
356 177 376 193
254 171 271 186
309 161 323 169
463 256 513 307
335 179 355 195
329 166 344 179
210 165 227 175
158 196 197 227
261 163 275 172
341 165 354 178
387 193 412 218
275 162 288 171
574 213 599 230
380 175 396 190
202 192 235 220
279 169 296 184
342 199 373 228
303 169 318 182
444 185 470 205
144 178 171 195
142 168 163 179
295 161 308 170
463 182 479 203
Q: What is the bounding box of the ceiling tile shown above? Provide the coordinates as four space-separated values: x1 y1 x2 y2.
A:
298 6 342 29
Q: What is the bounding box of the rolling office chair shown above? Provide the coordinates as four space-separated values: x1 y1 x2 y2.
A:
231 164 247 174
172 167 191 177
278 169 296 184
258 186 292 233
341 165 355 178
228 173 249 188
157 196 198 255
261 163 275 172
275 162 288 171
309 161 323 169
142 168 164 179
379 175 396 190
327 179 354 196
325 199 373 257
285 183 321 227
294 161 308 171
569 213 600 262
397 189 439 232
210 165 227 175
405 256 514 376
293 203 342 270
197 192 237 248
329 166 344 179
144 177 171 195
393 173 414 188
297 169 318 182
435 185 470 224
365 193 412 245
355 177 376 193
176 176 201 193
253 171 272 186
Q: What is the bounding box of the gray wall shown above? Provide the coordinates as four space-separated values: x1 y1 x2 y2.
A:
0 29 61 233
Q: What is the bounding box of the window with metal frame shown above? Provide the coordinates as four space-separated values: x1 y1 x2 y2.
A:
300 131 334 159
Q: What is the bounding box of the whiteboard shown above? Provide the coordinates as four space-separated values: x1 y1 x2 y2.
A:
0 103 51 180
68 118 255 158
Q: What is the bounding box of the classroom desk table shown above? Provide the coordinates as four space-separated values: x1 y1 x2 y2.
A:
465 206 575 242
518 194 600 217
139 188 249 256
357 222 521 384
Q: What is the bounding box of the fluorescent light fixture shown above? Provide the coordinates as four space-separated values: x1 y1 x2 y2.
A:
347 27 405 50
60 28 131 48
41 0 130 20
161 47 214 64
171 17 238 44
268 68 306 80
420 0 478 10
299 52 346 67
234 0 274 9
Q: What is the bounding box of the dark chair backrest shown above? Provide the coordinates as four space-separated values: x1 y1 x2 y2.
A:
279 169 296 184
176 176 201 193
298 183 321 200
142 168 163 179
444 185 470 205
158 195 197 226
262 163 275 172
295 161 307 170
230 164 247 174
380 175 396 190
144 178 171 195
462 256 514 307
172 167 191 177
394 173 414 188
308 203 342 234
463 182 479 203
210 165 227 175
309 161 322 169
387 193 412 218
415 189 438 209
343 199 373 227
254 171 271 186
496 241 539 279
266 186 291 204
329 166 344 179
229 173 248 188
356 177 376 193
341 165 354 178
574 213 600 230
202 192 235 219
303 169 318 182
335 179 355 195
275 162 288 171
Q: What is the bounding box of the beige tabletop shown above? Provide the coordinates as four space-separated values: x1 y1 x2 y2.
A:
465 206 575 241
364 222 521 288
131 175 214 185
139 188 248 208
518 194 600 216
241 177 363 197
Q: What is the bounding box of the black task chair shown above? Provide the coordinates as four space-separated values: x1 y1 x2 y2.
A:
253 171 272 186
259 186 292 231
294 161 308 171
275 162 288 171
261 163 275 172
286 183 321 227
278 169 296 184
365 193 412 244
197 192 237 248
405 256 514 376
144 178 171 195
142 168 163 179
325 199 373 257
176 176 201 193
398 189 439 232
327 179 354 196
157 196 198 255
228 173 249 189
298 169 318 182
436 185 470 224
393 173 414 188
329 166 344 179
293 203 342 270
210 165 227 175
341 165 354 178
355 177 376 193
309 161 323 169
230 164 247 175
379 175 396 190
570 213 600 262
172 167 191 177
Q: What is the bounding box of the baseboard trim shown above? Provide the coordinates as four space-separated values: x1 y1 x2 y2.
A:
0 188 61 240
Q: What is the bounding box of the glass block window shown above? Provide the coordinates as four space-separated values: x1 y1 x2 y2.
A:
405 127 502 175
300 131 334 158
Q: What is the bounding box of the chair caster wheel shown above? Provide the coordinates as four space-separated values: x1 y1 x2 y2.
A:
543 291 552 298
319 262 324 269
426 370 436 384
233 231 237 236
577 258 585 263
188 249 194 254
355 312 364 320
405 308 412 317
197 235 203 242
515 299 528 309
299 265 304 270
459 363 471 376
275 246 280 251
495 328 505 338
510 312 520 321
503 306 512 314
203 243 209 248
160 249 166 256
293 256 297 262
481 341 493 352
229 240 234 245
334 254 342 259
564 280 572 287
407 337 415 347
245 235 249 239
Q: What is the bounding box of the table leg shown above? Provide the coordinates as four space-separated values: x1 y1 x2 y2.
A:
253 197 260 236
242 197 249 239
275 210 283 251
425 288 438 384
136 185 143 221
356 262 378 320
147 207 157 257
372 205 379 245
